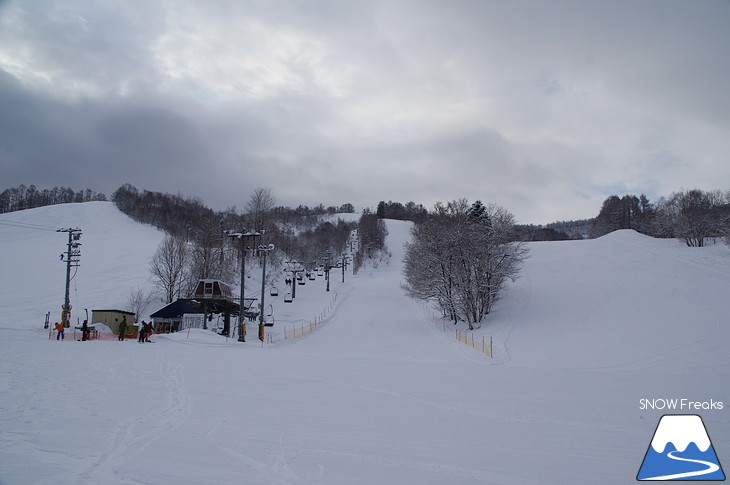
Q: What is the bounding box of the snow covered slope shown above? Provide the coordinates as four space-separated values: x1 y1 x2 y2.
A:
489 229 730 371
1 204 728 485
0 202 165 329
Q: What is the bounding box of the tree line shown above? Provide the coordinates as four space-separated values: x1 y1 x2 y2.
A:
0 184 107 213
113 185 360 305
376 200 428 222
590 189 730 246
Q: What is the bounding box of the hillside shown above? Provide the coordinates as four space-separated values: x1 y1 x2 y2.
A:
0 201 165 328
489 229 730 371
1 203 729 484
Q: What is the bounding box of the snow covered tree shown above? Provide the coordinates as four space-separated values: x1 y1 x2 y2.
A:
653 189 729 246
403 200 527 329
672 189 727 247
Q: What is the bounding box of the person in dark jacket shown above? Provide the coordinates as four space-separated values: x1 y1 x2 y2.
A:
118 316 128 341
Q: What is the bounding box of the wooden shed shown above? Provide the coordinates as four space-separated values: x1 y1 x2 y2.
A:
91 309 137 335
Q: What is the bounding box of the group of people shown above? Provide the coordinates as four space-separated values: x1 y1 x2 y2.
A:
137 321 154 343
52 315 154 342
53 319 91 340
117 316 154 342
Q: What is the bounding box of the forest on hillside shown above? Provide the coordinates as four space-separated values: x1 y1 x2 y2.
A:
0 184 107 213
3 183 729 249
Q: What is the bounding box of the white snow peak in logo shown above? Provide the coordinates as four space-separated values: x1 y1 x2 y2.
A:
637 414 725 481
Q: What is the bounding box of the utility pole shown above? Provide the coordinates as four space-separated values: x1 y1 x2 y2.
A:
341 253 351 283
57 228 82 328
324 250 332 292
224 230 261 342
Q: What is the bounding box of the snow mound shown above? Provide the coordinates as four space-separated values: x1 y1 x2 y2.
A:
595 228 652 242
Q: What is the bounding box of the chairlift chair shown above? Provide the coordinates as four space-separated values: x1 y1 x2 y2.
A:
264 306 275 327
270 286 279 296
284 292 293 303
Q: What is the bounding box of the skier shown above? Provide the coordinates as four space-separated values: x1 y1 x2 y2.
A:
118 316 127 341
55 321 65 340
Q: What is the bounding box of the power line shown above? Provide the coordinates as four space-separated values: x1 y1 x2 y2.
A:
0 219 59 232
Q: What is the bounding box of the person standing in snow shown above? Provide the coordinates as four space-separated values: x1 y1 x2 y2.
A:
138 320 146 343
81 319 89 341
144 321 153 342
118 316 127 341
55 322 65 340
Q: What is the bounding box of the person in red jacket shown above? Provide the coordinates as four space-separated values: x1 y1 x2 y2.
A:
55 322 65 340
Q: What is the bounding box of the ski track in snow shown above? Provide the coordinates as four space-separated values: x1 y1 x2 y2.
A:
76 359 190 484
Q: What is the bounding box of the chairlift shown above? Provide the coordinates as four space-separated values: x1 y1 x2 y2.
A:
308 272 315 280
284 292 293 303
297 277 305 285
264 306 275 327
270 286 279 297
242 298 259 321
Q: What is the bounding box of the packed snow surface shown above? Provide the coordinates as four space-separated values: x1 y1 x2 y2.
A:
1 202 729 484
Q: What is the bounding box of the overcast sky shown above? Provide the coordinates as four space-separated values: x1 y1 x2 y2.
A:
1 1 728 224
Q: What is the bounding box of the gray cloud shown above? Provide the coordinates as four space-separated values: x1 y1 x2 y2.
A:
1 0 728 224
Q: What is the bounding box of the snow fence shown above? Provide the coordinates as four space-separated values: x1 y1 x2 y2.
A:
284 290 338 341
455 329 493 358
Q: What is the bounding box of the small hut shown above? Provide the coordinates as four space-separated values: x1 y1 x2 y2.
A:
91 309 137 335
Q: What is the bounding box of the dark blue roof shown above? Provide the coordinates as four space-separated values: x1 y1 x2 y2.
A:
150 299 202 319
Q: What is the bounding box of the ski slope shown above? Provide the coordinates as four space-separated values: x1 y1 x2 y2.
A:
1 202 729 484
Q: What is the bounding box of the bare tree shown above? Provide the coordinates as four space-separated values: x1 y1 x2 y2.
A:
150 234 189 303
187 217 235 284
653 189 729 246
246 188 276 233
126 286 156 322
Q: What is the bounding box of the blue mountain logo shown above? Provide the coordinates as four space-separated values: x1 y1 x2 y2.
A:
637 414 725 481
